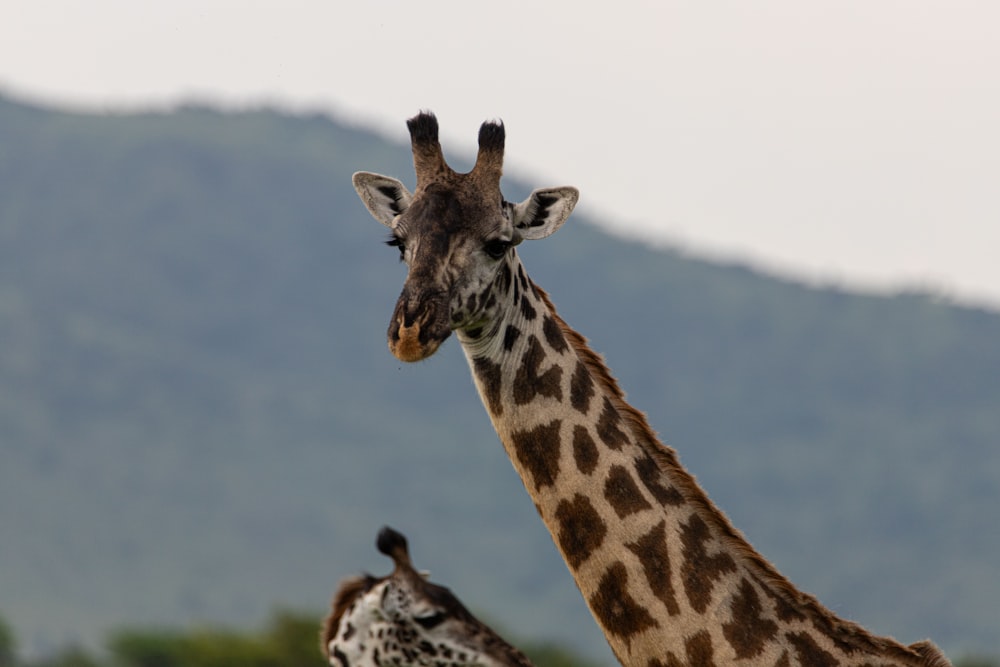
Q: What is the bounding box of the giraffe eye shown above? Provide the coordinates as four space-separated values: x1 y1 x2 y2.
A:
413 611 446 630
483 239 510 260
386 236 406 261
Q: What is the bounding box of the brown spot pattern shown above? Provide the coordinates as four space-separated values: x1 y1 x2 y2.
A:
773 651 791 667
472 357 503 416
572 426 599 475
519 293 537 320
503 324 521 351
648 658 682 667
635 452 684 506
722 577 778 659
588 561 659 641
758 577 807 623
513 335 563 405
596 397 629 449
786 631 838 667
604 465 653 518
510 419 562 491
626 520 680 616
542 315 569 353
680 513 737 613
497 262 512 294
569 360 594 414
555 493 606 569
683 630 716 667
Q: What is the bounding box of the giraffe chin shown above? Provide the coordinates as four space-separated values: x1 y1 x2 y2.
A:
388 324 448 363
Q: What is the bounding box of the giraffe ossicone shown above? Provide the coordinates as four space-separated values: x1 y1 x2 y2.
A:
352 111 951 667
322 526 534 667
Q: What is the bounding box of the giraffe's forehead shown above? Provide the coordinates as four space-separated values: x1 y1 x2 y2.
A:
400 179 508 240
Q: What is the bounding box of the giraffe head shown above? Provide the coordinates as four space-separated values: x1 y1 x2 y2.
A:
353 111 579 362
322 526 533 667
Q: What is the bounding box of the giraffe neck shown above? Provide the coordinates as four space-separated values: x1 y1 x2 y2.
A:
456 254 948 667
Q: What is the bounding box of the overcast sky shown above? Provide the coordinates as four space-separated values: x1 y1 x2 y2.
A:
2 1 998 305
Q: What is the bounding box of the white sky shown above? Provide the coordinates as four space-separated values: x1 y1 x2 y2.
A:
2 1 998 305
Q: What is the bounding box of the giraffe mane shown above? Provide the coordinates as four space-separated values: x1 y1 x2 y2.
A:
534 283 948 667
320 573 379 659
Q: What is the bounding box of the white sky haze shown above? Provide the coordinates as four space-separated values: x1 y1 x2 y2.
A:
2 1 998 305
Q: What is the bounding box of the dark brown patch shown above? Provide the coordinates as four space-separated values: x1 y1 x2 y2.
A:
786 631 838 667
757 576 807 623
635 452 684 506
554 493 606 569
773 651 790 667
648 651 689 667
465 291 479 314
503 324 521 351
513 335 563 405
331 647 349 667
519 293 537 320
588 561 659 641
572 426 599 475
626 520 680 616
648 658 683 667
679 513 738 613
812 613 878 658
684 630 716 667
604 465 653 518
569 360 595 414
472 356 503 416
596 397 629 449
723 578 778 659
542 315 569 353
497 262 513 294
510 419 562 491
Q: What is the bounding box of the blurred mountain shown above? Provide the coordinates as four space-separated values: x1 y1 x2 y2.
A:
0 93 997 660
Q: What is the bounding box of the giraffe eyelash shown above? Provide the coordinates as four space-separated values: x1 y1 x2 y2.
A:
385 235 406 261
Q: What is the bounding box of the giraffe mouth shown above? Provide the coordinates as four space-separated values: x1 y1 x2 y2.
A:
387 291 453 362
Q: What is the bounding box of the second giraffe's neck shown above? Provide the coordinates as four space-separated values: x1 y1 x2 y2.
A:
455 255 941 667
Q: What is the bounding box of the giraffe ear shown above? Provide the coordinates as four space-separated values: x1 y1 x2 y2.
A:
352 172 414 227
512 187 579 241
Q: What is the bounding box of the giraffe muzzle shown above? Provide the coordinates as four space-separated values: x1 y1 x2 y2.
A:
387 291 452 362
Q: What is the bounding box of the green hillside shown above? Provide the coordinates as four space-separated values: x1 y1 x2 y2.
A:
0 94 997 661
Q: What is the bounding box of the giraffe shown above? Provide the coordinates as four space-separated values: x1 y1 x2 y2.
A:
350 111 952 667
322 526 534 667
